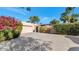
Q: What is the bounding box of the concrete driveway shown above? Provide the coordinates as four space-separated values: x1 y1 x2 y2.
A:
21 32 79 51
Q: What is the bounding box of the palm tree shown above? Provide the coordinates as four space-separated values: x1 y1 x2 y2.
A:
60 7 74 23
28 16 40 23
50 19 60 25
60 12 69 23
20 7 31 12
65 7 75 15
19 7 31 22
60 7 79 23
70 14 79 23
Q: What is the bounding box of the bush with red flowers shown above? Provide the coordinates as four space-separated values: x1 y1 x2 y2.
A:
0 16 23 42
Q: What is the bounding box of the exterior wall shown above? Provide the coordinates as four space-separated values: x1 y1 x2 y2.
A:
21 22 38 34
21 26 34 34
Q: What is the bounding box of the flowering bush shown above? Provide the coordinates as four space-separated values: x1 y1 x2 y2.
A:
0 16 23 42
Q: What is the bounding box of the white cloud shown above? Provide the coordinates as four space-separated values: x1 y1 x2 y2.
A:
41 17 50 20
39 17 51 24
5 8 28 16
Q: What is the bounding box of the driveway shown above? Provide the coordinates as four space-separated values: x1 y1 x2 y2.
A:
21 32 79 51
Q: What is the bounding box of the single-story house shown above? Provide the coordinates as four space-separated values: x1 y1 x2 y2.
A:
21 22 39 34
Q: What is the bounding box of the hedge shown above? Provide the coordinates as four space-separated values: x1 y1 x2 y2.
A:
39 26 51 33
53 22 79 35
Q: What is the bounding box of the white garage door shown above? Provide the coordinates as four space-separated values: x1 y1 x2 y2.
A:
21 25 35 34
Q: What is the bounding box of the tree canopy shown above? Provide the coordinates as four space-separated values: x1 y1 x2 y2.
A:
60 7 79 23
28 16 40 23
50 19 60 25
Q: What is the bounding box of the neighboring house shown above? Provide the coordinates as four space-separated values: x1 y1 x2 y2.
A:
21 22 38 34
40 24 52 30
40 24 51 27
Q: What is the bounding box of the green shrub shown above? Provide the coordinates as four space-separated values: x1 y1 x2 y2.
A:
13 25 22 38
68 23 79 35
0 31 5 42
4 29 13 40
0 16 23 42
39 26 51 33
39 26 46 33
53 23 79 35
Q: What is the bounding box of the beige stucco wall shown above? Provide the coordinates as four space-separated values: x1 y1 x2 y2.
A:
21 22 38 34
21 26 33 34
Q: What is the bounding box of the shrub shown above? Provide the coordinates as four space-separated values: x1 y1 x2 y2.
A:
68 23 79 35
4 29 13 40
53 23 79 35
0 16 23 42
13 25 22 38
0 31 5 42
39 26 51 33
45 28 51 33
39 26 46 33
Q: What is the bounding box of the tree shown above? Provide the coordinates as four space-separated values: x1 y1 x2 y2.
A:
19 7 31 22
65 7 75 15
60 7 78 23
50 19 60 25
60 12 69 23
20 7 31 12
28 16 40 23
70 14 79 23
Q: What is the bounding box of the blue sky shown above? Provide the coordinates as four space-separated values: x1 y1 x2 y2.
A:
0 7 79 24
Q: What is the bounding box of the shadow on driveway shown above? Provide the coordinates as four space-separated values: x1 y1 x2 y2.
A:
65 35 79 51
65 35 79 44
68 47 79 51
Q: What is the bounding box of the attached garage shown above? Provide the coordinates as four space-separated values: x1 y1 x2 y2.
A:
21 22 38 34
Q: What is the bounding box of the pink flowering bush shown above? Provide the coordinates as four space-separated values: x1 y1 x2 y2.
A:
0 16 23 42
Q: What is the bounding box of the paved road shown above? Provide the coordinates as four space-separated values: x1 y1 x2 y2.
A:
21 32 79 51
